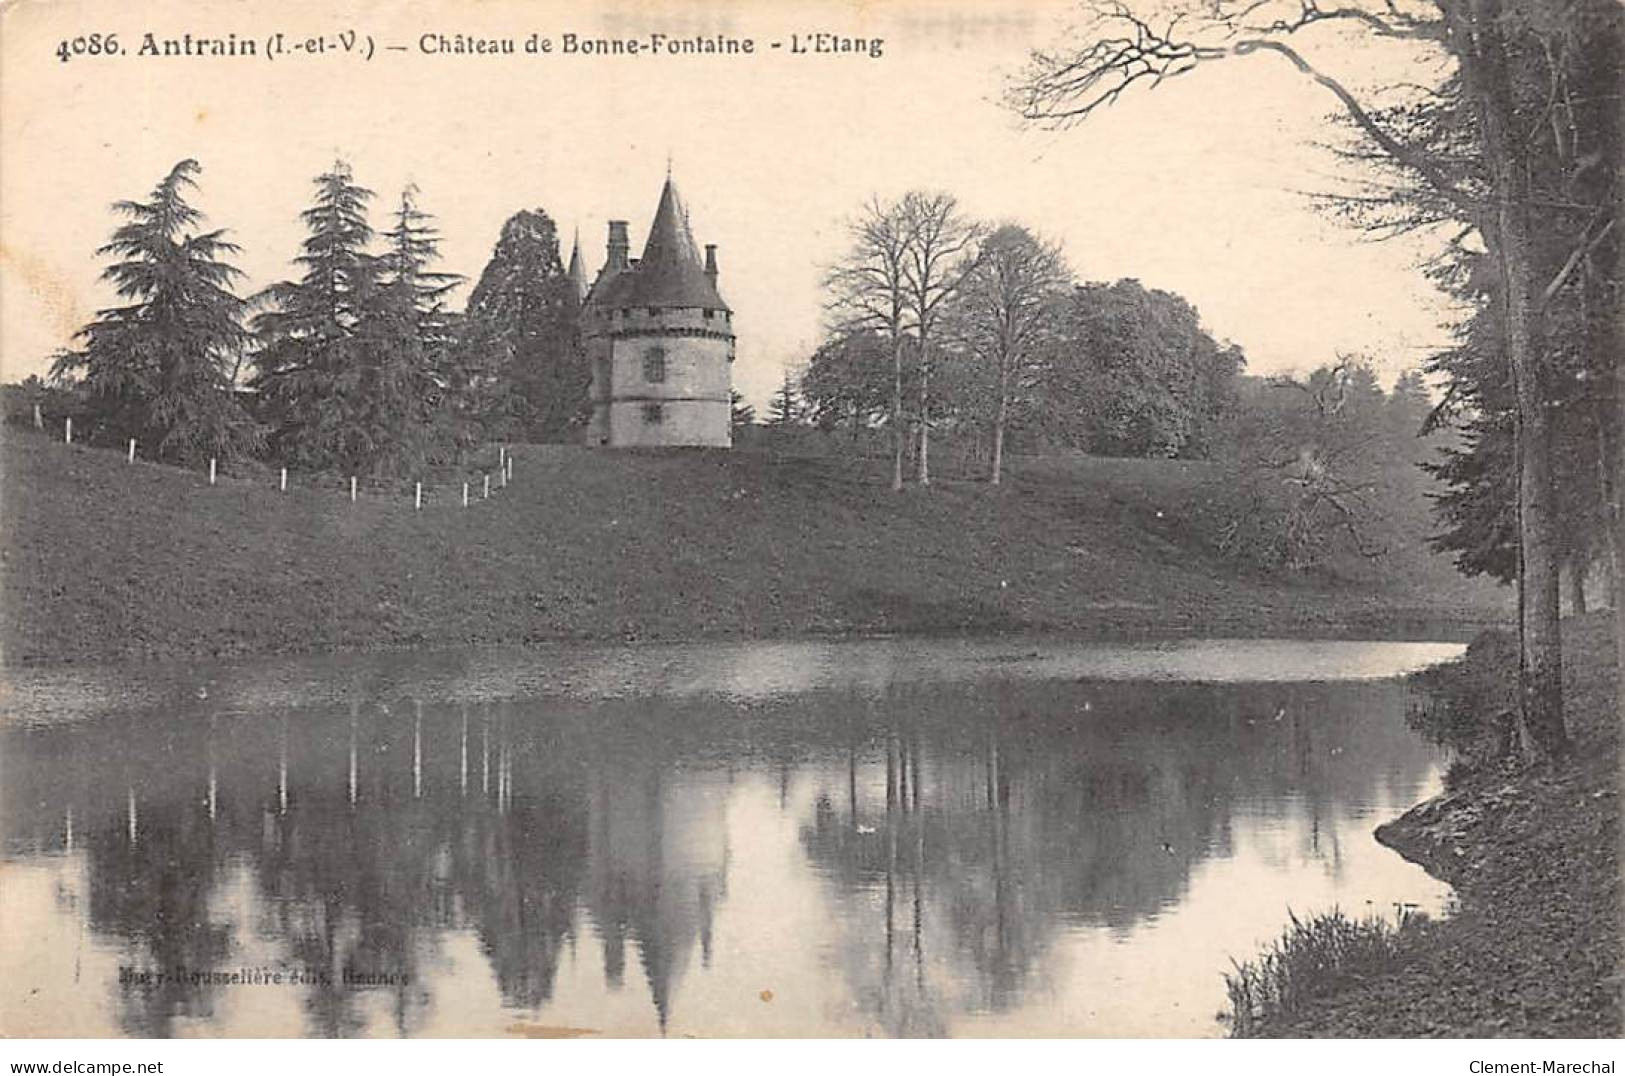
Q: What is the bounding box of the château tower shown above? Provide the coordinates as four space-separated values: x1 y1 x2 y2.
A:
582 176 734 447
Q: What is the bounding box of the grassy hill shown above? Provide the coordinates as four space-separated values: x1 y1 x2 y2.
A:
0 428 1507 666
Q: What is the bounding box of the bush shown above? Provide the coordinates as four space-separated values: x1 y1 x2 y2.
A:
1407 629 1520 782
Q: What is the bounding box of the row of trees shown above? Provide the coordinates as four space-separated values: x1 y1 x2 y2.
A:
1008 0 1623 759
49 159 588 475
815 197 1246 488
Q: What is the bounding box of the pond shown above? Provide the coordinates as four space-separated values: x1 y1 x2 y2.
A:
0 637 1461 1038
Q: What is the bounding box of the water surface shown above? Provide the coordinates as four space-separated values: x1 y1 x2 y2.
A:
0 638 1458 1037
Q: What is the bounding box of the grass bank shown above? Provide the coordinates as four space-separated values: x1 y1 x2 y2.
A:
1239 611 1620 1037
1 428 1504 666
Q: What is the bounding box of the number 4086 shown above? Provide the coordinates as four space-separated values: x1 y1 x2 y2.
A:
57 34 122 62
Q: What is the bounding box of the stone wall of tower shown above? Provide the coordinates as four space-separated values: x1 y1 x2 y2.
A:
585 305 733 448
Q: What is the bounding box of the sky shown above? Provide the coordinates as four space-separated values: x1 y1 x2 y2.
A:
0 0 1464 408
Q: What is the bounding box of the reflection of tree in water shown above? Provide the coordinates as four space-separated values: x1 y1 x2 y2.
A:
0 695 735 1036
1 667 1433 1037
80 793 235 1036
796 678 1436 1029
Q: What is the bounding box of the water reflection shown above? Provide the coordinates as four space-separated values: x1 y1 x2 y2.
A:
0 645 1453 1037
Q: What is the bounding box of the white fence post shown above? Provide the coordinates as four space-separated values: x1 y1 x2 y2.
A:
127 438 136 464
506 456 513 481
350 476 357 503
483 474 490 499
415 481 422 511
462 481 469 508
64 417 72 444
209 458 217 485
280 467 287 492
32 403 42 430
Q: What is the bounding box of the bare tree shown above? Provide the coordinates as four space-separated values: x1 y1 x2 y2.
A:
826 197 917 491
899 192 984 487
1007 0 1617 760
948 224 1070 484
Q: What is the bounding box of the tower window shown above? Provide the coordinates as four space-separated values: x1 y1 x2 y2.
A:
642 403 664 425
648 307 660 317
703 308 714 319
643 348 667 383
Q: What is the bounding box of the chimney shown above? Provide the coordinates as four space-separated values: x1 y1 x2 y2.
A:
704 244 718 283
607 220 630 271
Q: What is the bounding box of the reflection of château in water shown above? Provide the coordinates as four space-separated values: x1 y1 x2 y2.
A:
587 755 729 1032
0 668 1438 1036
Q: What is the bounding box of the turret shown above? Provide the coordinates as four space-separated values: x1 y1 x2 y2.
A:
704 244 718 287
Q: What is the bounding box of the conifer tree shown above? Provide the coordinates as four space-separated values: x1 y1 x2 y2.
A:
251 160 379 471
356 184 463 471
52 159 261 463
767 370 801 426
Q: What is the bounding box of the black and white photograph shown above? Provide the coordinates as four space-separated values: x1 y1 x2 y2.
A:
0 0 1619 1058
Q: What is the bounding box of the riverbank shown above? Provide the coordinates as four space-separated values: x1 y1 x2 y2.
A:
0 429 1505 666
1249 611 1620 1037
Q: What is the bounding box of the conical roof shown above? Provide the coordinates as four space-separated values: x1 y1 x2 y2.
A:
618 177 729 311
566 230 588 301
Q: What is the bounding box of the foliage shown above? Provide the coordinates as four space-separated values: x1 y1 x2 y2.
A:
825 195 922 489
251 165 463 474
358 184 464 471
801 330 902 433
458 209 586 444
729 389 756 433
1006 0 1623 759
1038 279 1244 459
1212 361 1438 571
767 370 802 426
50 159 262 464
944 224 1070 482
824 192 982 487
250 160 382 471
1407 628 1521 782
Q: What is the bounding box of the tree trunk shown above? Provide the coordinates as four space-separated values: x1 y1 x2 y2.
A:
1570 561 1588 615
917 344 931 487
1615 137 1625 684
991 361 1009 485
891 337 904 492
991 414 1006 486
1469 0 1567 760
1594 406 1621 610
1616 265 1625 677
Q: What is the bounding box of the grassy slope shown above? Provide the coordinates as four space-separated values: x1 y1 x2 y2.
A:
1 428 1505 665
1256 612 1620 1038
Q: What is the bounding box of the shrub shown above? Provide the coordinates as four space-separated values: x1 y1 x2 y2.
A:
1407 629 1519 783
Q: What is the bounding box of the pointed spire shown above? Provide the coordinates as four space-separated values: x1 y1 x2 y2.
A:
620 174 728 311
567 228 587 301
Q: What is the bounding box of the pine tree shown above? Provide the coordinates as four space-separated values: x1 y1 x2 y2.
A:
767 370 800 426
52 159 261 463
251 160 378 471
729 389 756 432
356 184 464 472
